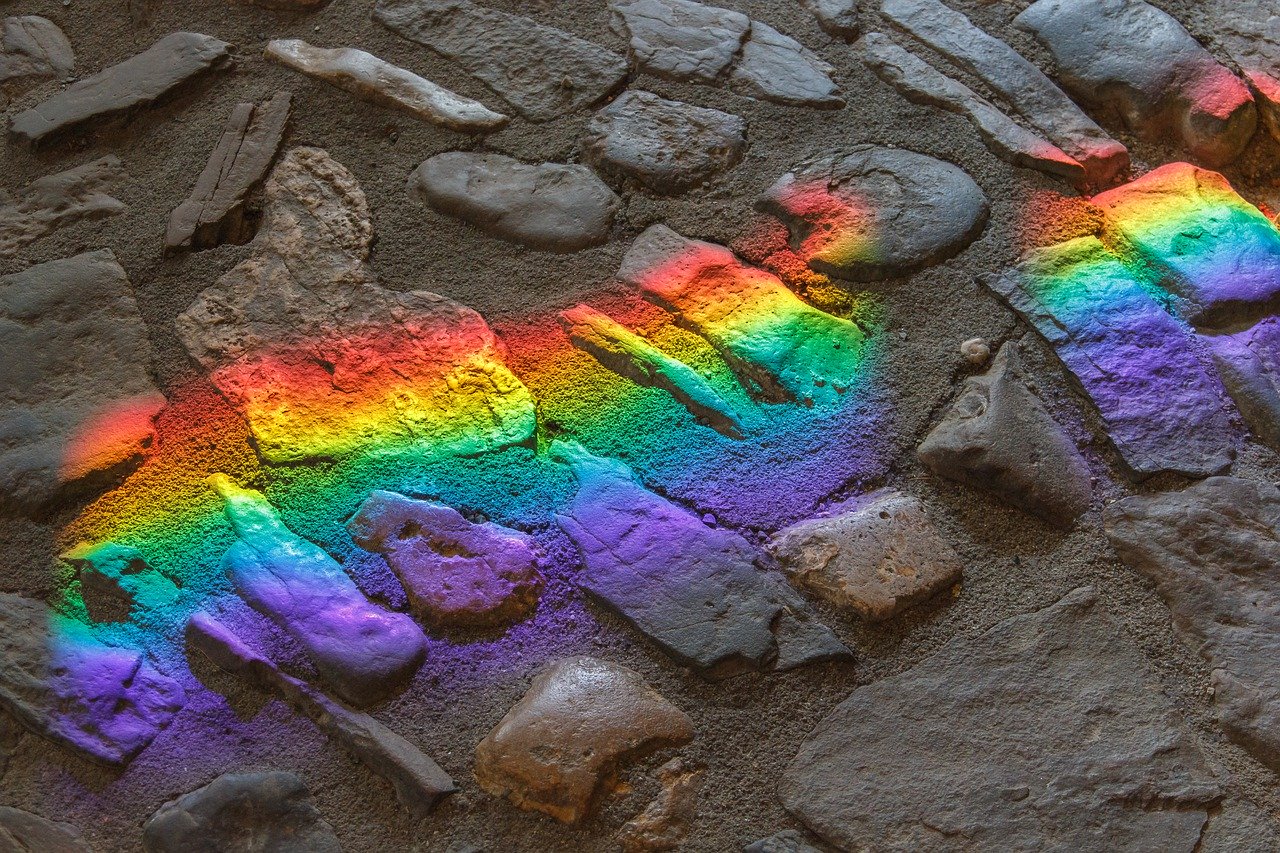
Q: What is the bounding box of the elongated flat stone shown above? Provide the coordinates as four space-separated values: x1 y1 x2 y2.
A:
0 16 74 105
11 31 233 147
609 0 749 84
210 474 427 707
374 0 626 121
727 21 843 108
265 39 506 132
987 236 1234 477
1212 1 1280 142
559 304 746 438
552 441 851 679
1205 317 1280 450
0 155 126 256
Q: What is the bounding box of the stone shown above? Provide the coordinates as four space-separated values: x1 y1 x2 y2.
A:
1205 317 1280 450
800 0 859 40
0 807 92 853
960 337 990 365
1091 163 1280 329
0 593 184 765
617 758 702 852
61 542 179 624
165 92 290 251
210 474 427 707
987 237 1235 478
580 90 746 194
759 147 988 282
781 587 1221 851
769 490 963 621
265 40 507 133
0 16 74 105
552 441 851 678
559 304 746 439
1103 477 1280 773
473 656 693 823
10 31 233 147
176 147 536 464
918 341 1092 526
880 0 1128 186
187 612 457 818
408 152 619 252
374 0 627 122
859 33 1085 183
0 250 166 510
142 772 342 853
609 0 749 85
347 490 545 631
743 831 822 853
618 224 869 407
1200 800 1280 852
1016 0 1256 167
728 21 843 109
0 155 126 256
1211 1 1280 142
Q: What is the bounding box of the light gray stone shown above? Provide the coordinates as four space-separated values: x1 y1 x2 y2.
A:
800 0 858 40
0 16 74 105
728 21 843 108
1210 1 1280 142
609 0 749 84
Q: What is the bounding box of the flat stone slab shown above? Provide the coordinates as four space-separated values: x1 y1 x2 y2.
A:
61 542 179 625
1104 476 1280 774
1 249 166 511
0 807 91 853
10 31 233 147
1016 0 1256 167
0 155 126 256
374 0 627 122
0 16 74 105
552 441 851 679
581 90 746 194
474 656 693 823
1205 317 1280 451
727 21 843 108
408 152 620 252
759 147 988 282
987 236 1235 478
1211 0 1280 143
781 587 1221 851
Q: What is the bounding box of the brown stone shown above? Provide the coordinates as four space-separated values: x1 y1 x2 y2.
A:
617 758 703 852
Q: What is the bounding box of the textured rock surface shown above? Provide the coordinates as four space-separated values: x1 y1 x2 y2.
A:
1206 317 1280 450
0 249 166 511
743 831 822 853
408 152 620 252
1104 477 1280 773
265 39 506 132
474 656 693 824
1016 0 1256 167
553 442 851 678
0 806 92 853
800 0 858 40
347 490 545 631
61 542 179 624
769 490 963 621
176 147 536 463
0 16 74 105
781 587 1221 851
918 341 1092 525
165 92 290 251
374 0 626 121
0 155 126 256
142 771 342 853
10 31 233 146
727 21 843 108
759 147 988 281
580 90 746 194
1201 799 1280 852
617 758 702 852
1211 1 1280 142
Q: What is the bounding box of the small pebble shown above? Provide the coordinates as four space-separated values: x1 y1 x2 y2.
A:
961 337 991 365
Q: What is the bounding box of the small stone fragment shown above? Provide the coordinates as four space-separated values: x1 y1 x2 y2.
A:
617 758 703 852
408 152 620 252
960 337 990 365
142 772 342 853
918 341 1092 526
210 474 427 707
1211 1 1280 143
759 147 988 282
553 441 851 678
61 542 179 624
374 0 627 122
609 0 750 84
474 656 694 824
800 0 859 40
0 16 74 105
10 31 233 147
580 90 746 194
768 490 963 621
743 831 822 853
347 490 545 631
1205 317 1280 450
0 155 126 256
1016 0 1256 167
728 21 843 108
165 92 290 251
265 39 507 133
0 807 92 853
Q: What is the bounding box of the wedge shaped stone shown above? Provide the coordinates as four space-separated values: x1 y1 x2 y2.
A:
0 16 74 105
728 21 843 108
1205 317 1280 451
0 155 126 256
608 0 749 84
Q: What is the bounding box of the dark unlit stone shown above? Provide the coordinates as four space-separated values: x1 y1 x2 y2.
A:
1205 317 1280 450
0 16 74 104
581 90 746 194
759 147 988 282
474 656 693 823
0 807 91 853
743 831 822 853
408 152 619 252
781 587 1221 851
1212 1 1280 142
918 340 1091 526
1016 0 1256 167
1 250 166 511
800 0 858 40
609 0 749 84
1104 477 1280 773
0 593 184 765
165 92 291 251
143 771 341 853
61 542 179 624
552 441 851 678
728 21 843 108
1200 799 1280 852
617 758 702 852
10 31 233 147
374 0 626 122
0 155 126 256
